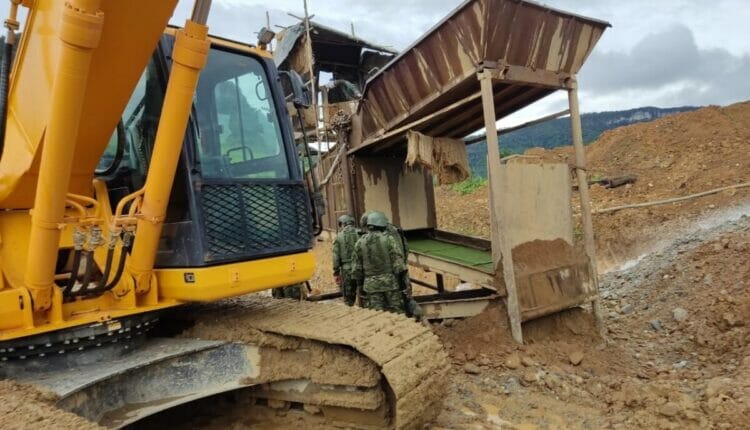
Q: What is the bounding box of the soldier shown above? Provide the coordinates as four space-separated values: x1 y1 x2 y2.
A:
358 210 373 236
352 212 407 314
371 211 423 321
333 214 358 306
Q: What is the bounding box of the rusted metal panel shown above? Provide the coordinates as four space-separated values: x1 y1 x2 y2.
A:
353 155 437 231
351 0 609 153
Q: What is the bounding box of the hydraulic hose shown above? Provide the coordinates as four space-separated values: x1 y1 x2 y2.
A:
64 250 82 296
0 0 19 158
103 237 132 291
0 38 12 156
75 250 95 295
96 246 115 290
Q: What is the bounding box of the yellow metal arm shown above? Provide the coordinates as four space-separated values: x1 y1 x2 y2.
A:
23 0 104 311
128 18 210 295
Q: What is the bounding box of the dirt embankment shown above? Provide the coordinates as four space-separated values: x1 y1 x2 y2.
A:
436 101 750 269
431 215 749 429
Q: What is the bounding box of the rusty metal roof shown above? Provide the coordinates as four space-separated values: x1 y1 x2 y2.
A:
275 21 396 80
351 0 610 153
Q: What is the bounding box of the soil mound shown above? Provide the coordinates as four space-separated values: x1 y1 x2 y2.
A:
436 101 750 267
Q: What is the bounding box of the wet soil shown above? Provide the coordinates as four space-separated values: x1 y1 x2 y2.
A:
0 380 103 430
430 214 750 429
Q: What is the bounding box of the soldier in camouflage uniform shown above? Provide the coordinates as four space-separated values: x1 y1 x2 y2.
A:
333 214 358 306
372 212 423 320
352 212 407 314
358 210 373 236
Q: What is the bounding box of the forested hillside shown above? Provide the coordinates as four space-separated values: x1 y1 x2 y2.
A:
467 106 698 176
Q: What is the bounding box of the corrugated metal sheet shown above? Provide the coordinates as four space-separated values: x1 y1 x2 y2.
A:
351 0 610 153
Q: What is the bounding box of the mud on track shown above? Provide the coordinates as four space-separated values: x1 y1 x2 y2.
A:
177 297 451 429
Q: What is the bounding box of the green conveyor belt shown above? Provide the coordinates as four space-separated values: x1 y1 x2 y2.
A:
408 238 494 273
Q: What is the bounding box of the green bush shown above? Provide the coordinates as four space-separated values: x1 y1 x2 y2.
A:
451 175 487 195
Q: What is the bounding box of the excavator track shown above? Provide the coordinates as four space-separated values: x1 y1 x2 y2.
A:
180 296 451 429
2 297 450 429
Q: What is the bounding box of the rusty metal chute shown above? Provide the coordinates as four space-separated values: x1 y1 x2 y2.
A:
350 0 610 153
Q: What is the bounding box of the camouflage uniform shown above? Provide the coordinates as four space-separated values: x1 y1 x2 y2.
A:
352 230 407 314
272 283 303 300
385 223 423 320
333 224 359 306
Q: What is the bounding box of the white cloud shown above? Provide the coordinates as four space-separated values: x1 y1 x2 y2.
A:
0 0 747 125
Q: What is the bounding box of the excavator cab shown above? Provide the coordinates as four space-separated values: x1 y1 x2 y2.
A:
95 35 314 269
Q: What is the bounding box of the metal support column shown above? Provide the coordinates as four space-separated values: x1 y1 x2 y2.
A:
567 77 607 339
478 70 523 343
129 11 211 299
24 0 104 311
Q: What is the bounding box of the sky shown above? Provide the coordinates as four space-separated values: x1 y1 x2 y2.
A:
2 0 749 127
173 0 750 125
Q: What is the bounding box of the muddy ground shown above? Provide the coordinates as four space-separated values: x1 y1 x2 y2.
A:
431 211 749 429
0 380 103 430
423 103 750 429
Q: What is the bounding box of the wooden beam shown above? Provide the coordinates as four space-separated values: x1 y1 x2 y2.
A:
483 62 572 90
352 90 483 154
479 70 523 344
429 84 518 137
359 67 478 147
464 108 571 145
567 77 607 340
449 86 550 140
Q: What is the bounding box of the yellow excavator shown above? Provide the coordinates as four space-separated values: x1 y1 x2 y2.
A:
0 0 448 428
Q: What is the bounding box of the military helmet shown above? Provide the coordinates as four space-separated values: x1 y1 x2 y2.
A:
366 211 389 228
338 214 355 226
359 210 373 227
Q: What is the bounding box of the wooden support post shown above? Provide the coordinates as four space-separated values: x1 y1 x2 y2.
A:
567 77 607 339
341 144 355 217
478 70 523 343
302 0 322 179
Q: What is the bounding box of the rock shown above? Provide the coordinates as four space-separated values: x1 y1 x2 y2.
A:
267 398 289 410
443 319 455 328
478 356 491 367
521 356 537 367
502 376 521 395
521 371 539 386
722 312 744 328
463 363 482 375
705 377 733 397
303 404 321 414
659 402 680 418
621 304 635 315
504 353 522 369
569 350 585 366
650 319 663 331
672 360 689 370
544 373 562 390
672 308 689 322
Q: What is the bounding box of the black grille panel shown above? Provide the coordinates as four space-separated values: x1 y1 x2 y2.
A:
199 182 312 262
